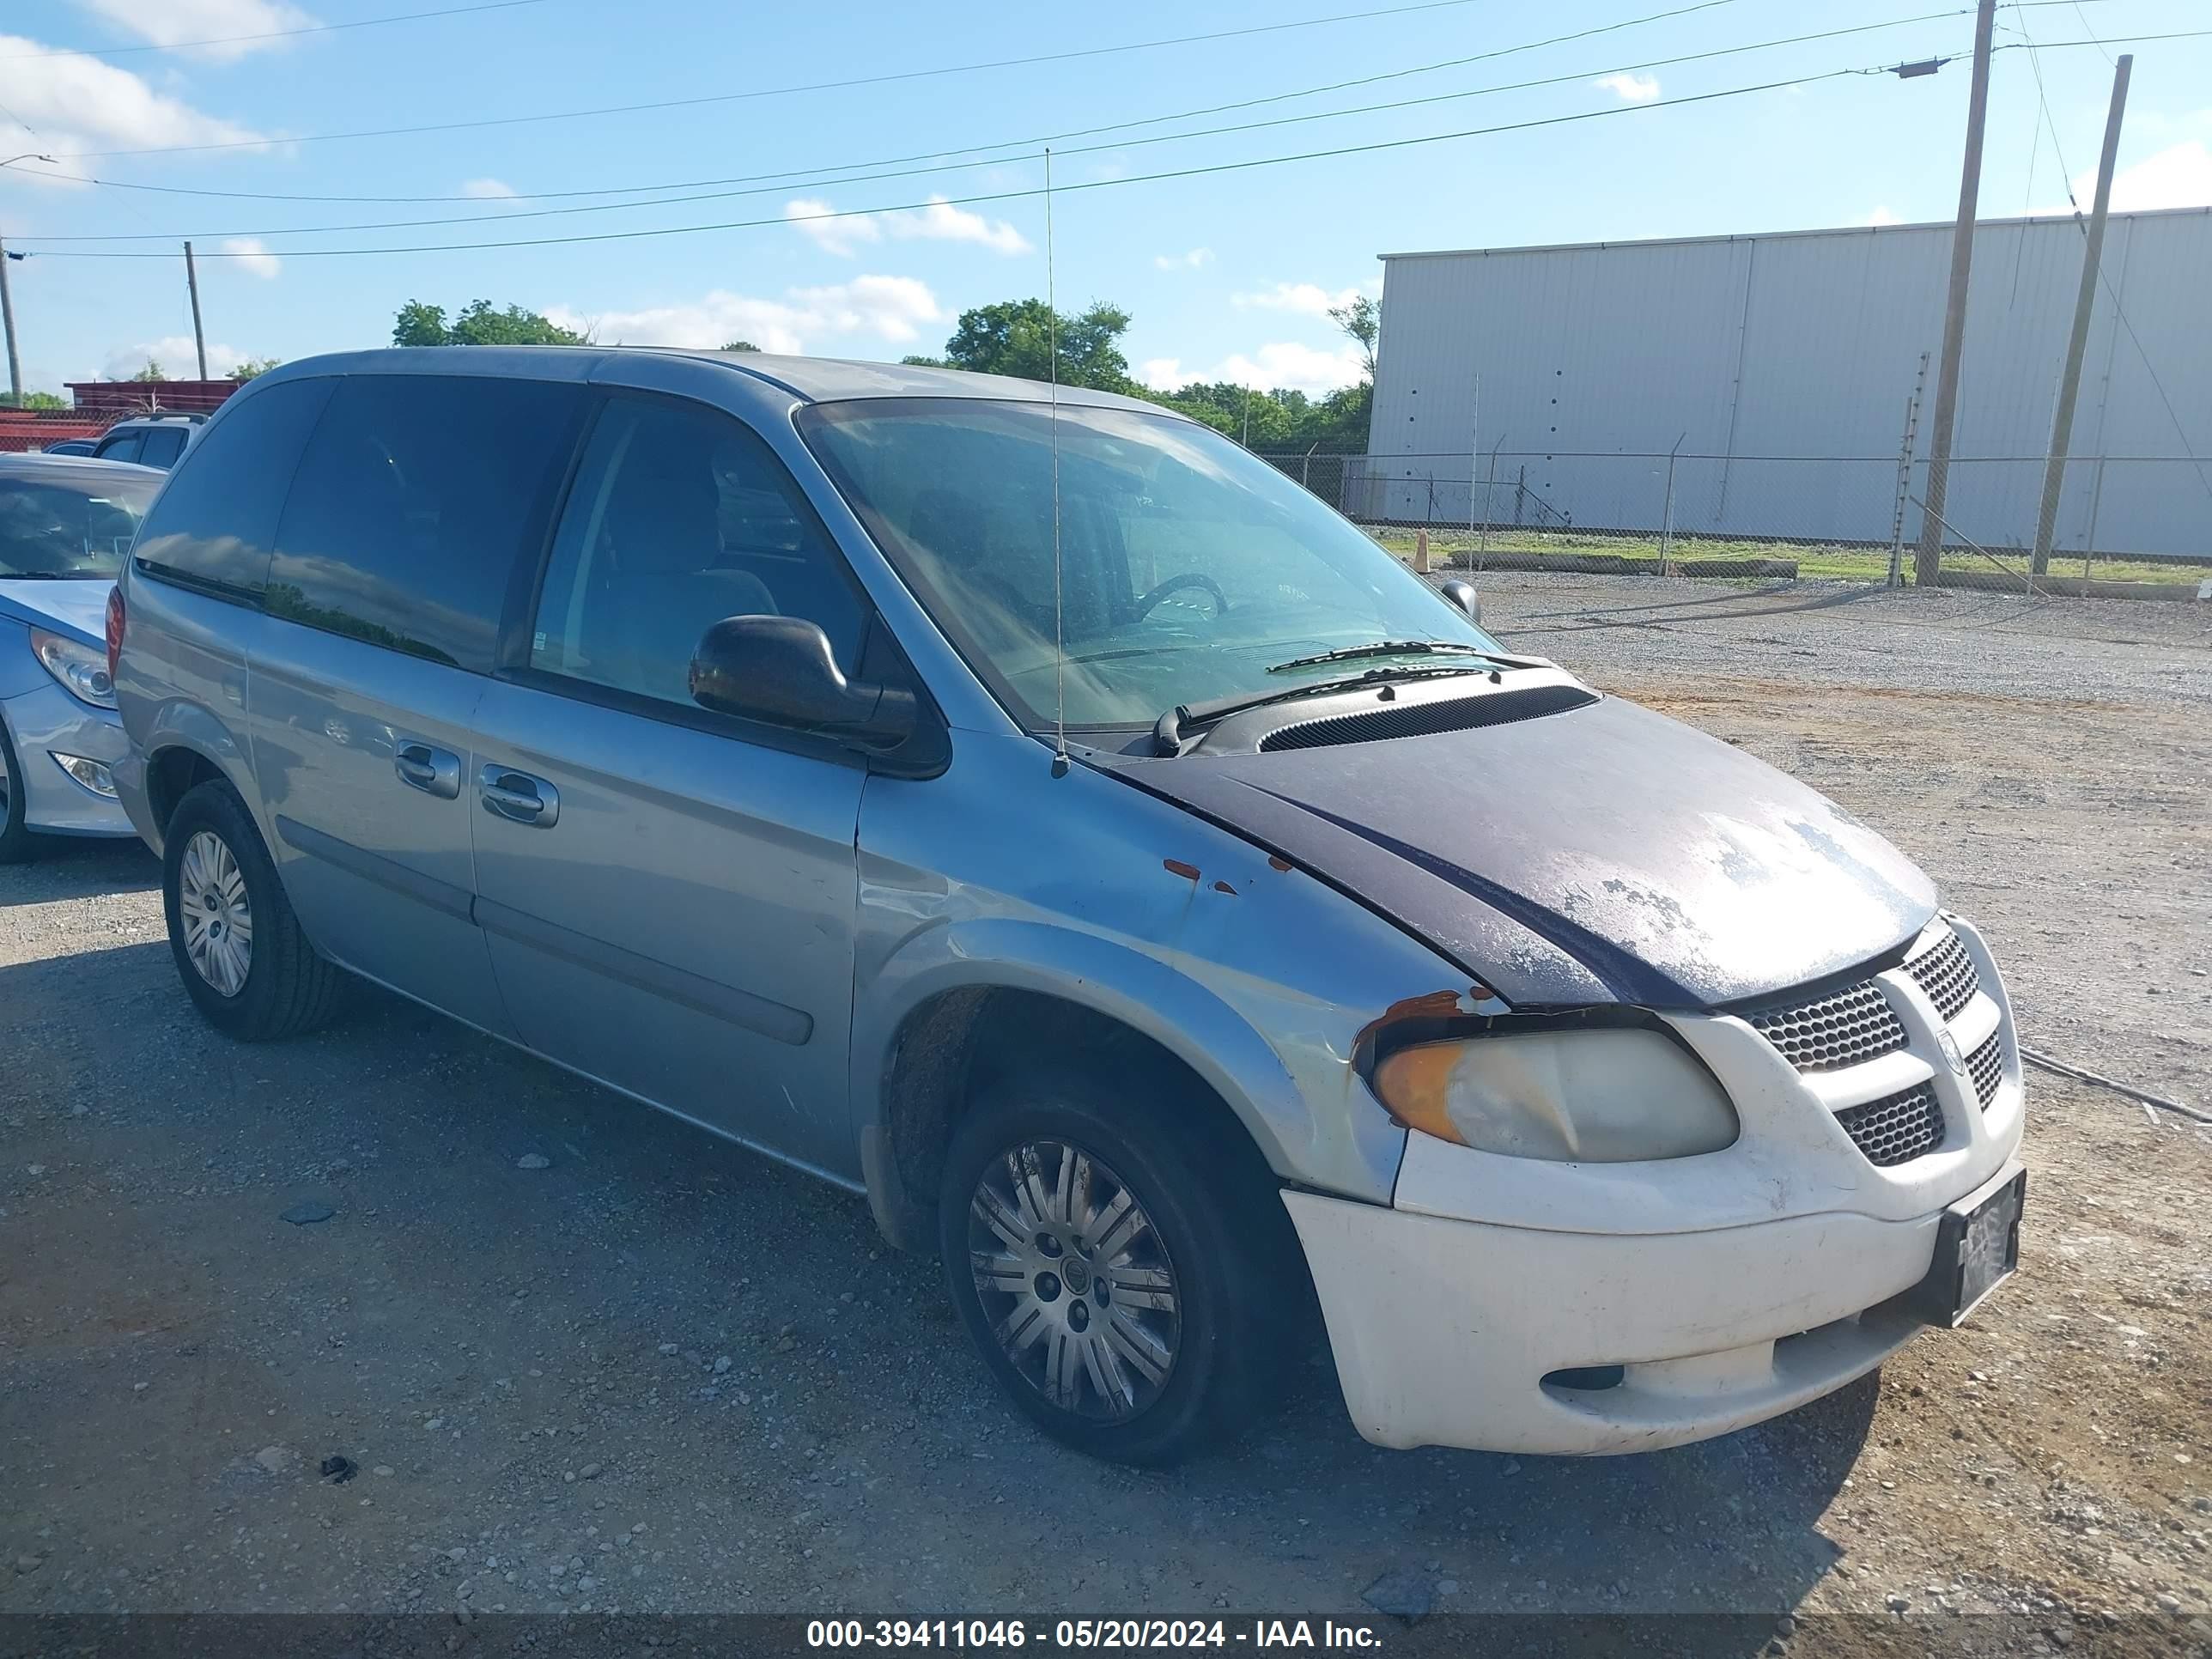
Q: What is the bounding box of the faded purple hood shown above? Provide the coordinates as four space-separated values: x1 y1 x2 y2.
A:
1107 694 1936 1010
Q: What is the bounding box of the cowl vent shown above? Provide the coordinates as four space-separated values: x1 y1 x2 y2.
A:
1258 683 1598 751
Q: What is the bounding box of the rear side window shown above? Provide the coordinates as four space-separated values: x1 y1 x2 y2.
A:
268 375 586 672
94 430 143 465
137 426 188 468
133 378 336 603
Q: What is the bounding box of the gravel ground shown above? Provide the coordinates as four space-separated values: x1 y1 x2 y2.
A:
2 574 2209 1646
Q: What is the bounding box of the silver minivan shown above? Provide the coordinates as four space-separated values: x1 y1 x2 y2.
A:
112 349 2026 1466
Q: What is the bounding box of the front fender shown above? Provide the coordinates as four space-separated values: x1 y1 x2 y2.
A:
857 914 1321 1178
850 733 1479 1246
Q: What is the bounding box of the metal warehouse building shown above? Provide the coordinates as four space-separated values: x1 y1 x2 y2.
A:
1364 207 2212 559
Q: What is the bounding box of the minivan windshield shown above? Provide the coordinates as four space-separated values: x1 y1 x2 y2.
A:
799 398 1505 730
0 470 161 579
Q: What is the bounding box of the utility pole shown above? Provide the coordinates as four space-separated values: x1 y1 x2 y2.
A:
185 241 209 380
2031 52 2131 577
0 240 20 405
1913 0 1997 587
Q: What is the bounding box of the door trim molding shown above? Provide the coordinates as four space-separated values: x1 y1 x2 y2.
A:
273 814 474 922
475 896 814 1048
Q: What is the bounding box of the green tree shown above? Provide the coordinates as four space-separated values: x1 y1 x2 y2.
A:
228 356 282 382
392 300 583 347
4 390 65 410
934 298 1133 392
128 358 166 382
720 339 759 352
1328 294 1379 380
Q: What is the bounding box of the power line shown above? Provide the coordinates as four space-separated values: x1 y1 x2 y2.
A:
14 12 2011 245
9 69 1872 259
3 0 1744 204
38 0 1603 160
0 0 559 62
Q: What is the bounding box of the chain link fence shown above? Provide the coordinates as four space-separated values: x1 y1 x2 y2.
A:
1257 449 2212 589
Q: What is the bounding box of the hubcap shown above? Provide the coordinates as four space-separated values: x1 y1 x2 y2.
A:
178 830 253 997
968 1139 1181 1422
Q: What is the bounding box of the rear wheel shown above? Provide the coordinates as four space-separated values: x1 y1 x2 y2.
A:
161 780 344 1040
938 1060 1299 1465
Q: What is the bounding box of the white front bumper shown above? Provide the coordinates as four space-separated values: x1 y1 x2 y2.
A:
1294 916 2027 1455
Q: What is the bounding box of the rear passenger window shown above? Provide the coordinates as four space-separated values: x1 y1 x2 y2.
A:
269 375 586 672
133 378 336 603
95 431 143 465
137 426 188 468
529 397 866 708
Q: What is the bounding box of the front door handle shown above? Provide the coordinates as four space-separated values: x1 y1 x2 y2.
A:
478 764 559 828
393 739 461 799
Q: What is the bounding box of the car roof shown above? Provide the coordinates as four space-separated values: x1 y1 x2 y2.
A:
0 452 168 486
250 346 1180 416
104 412 206 426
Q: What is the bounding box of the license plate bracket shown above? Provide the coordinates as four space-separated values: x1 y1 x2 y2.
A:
1915 1168 2026 1327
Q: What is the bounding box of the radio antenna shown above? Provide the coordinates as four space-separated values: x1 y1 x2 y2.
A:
1046 145 1069 777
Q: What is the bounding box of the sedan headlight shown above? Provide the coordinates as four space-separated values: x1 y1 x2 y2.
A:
30 628 118 709
1372 1028 1739 1162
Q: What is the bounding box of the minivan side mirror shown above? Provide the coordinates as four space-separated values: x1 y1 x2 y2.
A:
1439 578 1482 624
690 614 917 749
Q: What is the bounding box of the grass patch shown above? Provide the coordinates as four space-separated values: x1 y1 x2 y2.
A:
1369 528 2209 588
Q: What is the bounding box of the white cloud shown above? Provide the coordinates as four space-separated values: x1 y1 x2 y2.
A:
1864 205 1903 227
459 177 524 207
220 235 280 277
102 336 251 379
1594 72 1661 103
544 276 942 355
785 198 882 257
1232 281 1360 318
71 0 315 61
1152 247 1212 271
1141 342 1366 398
2079 140 2212 212
784 194 1030 257
0 32 268 161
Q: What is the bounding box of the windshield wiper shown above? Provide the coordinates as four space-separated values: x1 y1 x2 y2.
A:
1153 664 1490 755
1267 639 1500 673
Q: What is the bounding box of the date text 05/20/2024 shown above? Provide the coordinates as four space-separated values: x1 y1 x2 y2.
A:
806 1620 1384 1649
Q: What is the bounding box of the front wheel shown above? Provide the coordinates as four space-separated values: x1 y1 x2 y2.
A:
938 1061 1300 1465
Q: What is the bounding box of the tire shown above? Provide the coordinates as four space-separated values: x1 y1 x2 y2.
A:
161 779 344 1041
938 1059 1301 1466
0 717 36 864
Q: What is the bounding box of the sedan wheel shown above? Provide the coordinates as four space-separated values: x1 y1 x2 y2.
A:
177 829 254 996
968 1139 1182 1421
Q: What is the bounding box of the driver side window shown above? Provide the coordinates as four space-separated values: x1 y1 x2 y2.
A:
531 397 866 709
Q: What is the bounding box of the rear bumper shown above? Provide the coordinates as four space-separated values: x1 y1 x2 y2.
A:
2 679 134 837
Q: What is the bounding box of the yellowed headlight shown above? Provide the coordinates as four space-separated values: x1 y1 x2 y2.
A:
1372 1029 1738 1162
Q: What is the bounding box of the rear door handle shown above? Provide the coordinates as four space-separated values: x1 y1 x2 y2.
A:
393 738 461 799
479 764 559 828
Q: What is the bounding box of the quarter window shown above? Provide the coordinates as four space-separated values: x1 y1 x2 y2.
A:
94 430 144 465
268 375 586 672
137 426 188 468
131 378 336 603
529 397 866 708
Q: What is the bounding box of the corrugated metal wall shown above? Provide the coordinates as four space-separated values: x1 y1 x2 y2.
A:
1367 208 2212 556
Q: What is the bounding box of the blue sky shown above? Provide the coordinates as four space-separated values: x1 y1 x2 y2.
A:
2 0 2208 398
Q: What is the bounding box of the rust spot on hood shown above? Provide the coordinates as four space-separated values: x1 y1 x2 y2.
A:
1267 856 1294 872
1164 859 1200 881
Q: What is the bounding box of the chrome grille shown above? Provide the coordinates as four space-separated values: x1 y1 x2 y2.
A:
1835 1084 1946 1167
1907 928 1981 1022
1966 1031 2003 1109
1747 980 1908 1073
